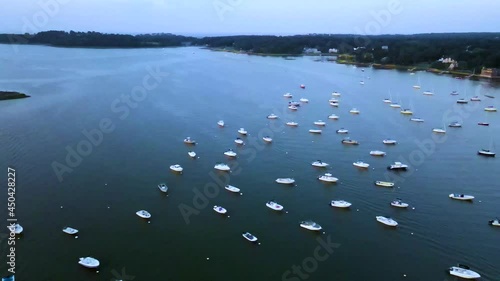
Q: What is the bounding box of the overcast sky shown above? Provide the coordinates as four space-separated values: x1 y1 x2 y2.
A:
1 0 499 36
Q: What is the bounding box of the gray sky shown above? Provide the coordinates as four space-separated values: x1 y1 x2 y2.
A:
1 0 499 35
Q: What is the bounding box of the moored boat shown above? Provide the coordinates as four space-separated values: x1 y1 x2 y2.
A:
242 232 258 242
330 200 352 208
387 162 408 170
311 160 329 167
276 178 295 185
448 264 481 279
300 220 322 231
318 173 338 183
78 257 100 269
370 150 386 156
376 216 398 227
374 181 394 187
266 200 284 211
478 149 495 157
62 226 79 235
225 185 241 193
449 193 474 201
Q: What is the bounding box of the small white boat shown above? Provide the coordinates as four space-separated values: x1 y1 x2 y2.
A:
329 101 339 107
448 264 481 279
328 114 339 120
62 226 79 235
309 129 322 134
213 205 227 214
470 96 481 101
78 257 100 269
170 164 183 172
457 98 468 104
224 149 237 157
413 85 421 89
383 139 397 145
410 117 424 122
359 81 365 85
225 185 240 193
300 84 305 89
422 91 434 96
448 122 462 128
376 216 398 227
387 162 408 170
238 128 248 135
183 137 196 144
329 98 339 103
234 138 245 145
330 200 352 208
449 193 474 201
484 106 497 112
478 149 495 157
314 120 326 126
136 210 151 219
312 160 329 168
341 138 359 145
489 218 500 226
266 200 284 211
283 93 293 98
390 103 401 108
289 101 301 107
286 121 299 126
262 136 273 143
300 98 309 103
353 161 369 168
450 91 459 95
370 150 386 156
158 183 168 193
349 108 360 114
267 113 278 119
276 178 295 185
217 120 225 127
318 173 338 183
390 199 409 208
214 163 231 172
332 92 341 96
7 223 23 234
432 128 446 134
288 105 299 110
242 232 258 242
336 128 349 134
374 181 394 187
478 122 490 126
400 109 413 115
188 151 197 158
383 98 391 103
300 220 322 231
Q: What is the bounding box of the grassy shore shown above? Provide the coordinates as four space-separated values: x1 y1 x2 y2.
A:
0 91 30 101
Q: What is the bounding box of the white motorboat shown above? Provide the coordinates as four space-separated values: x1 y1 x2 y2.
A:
389 103 401 108
353 161 369 168
283 93 293 98
432 128 446 134
309 129 322 134
329 101 339 107
188 151 197 158
383 139 397 145
286 121 299 126
78 257 100 269
276 178 295 185
478 122 489 126
136 210 151 219
341 138 359 145
489 218 500 226
225 185 240 193
349 108 360 114
374 181 395 187
336 128 349 134
422 90 434 96
330 200 352 208
289 101 301 107
390 199 409 208
383 98 392 103
170 164 183 172
332 92 341 96
158 183 168 193
217 120 225 127
267 113 278 119
312 160 329 168
300 98 309 103
262 136 273 143
448 264 481 279
457 98 468 104
318 173 338 183
234 137 245 145
238 128 248 135
300 84 306 89
242 232 258 242
224 149 237 157
213 205 227 214
470 96 481 101
329 98 339 103
450 91 459 95
328 114 339 120
410 117 424 122
62 226 79 235
7 223 23 234
314 120 326 126
448 122 462 128
413 85 421 89
359 81 365 85
266 200 284 211
484 106 497 112
300 220 322 231
289 105 299 110
370 150 386 156
214 163 231 172
387 162 408 170
376 216 398 227
449 194 474 201
478 149 495 157
183 137 196 145
400 109 413 115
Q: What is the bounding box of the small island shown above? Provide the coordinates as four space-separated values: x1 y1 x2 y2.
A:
0 91 30 101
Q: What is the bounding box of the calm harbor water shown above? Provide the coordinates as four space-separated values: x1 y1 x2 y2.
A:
0 44 499 281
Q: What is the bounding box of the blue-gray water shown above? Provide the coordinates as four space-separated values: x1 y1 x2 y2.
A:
0 44 499 281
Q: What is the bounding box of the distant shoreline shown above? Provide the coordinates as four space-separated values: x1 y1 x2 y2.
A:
0 91 30 101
